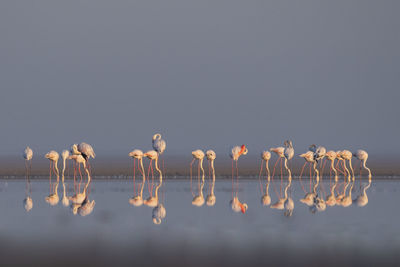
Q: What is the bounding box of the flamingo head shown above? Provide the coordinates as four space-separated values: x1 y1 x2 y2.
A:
239 145 248 156
239 202 248 214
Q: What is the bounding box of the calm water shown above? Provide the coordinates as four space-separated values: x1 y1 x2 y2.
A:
0 177 399 266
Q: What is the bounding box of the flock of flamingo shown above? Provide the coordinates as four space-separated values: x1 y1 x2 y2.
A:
21 133 373 223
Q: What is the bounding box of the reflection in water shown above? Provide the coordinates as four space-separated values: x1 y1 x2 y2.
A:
271 181 291 212
75 197 96 216
152 204 166 224
46 182 59 206
338 181 354 207
206 150 216 206
259 151 271 206
129 149 146 207
23 147 33 212
354 181 371 207
284 182 294 217
230 197 248 213
325 180 338 206
61 150 70 207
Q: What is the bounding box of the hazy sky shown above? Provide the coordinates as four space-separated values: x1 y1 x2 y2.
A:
1 1 399 156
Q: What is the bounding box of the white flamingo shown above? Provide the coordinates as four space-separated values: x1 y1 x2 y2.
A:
353 150 372 181
284 140 294 181
230 145 248 199
325 150 338 182
45 150 60 183
206 150 216 206
152 134 166 155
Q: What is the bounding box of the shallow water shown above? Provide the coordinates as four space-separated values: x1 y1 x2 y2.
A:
1 177 399 266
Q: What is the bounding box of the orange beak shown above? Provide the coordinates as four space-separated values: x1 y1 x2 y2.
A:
239 203 246 214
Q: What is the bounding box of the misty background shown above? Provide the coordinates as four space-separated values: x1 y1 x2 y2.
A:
1 1 399 157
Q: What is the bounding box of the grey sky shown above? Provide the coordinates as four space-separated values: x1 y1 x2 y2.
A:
1 1 399 156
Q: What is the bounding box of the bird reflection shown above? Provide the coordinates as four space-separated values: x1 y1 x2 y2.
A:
325 180 338 207
259 151 271 206
72 196 95 216
23 147 33 212
152 204 166 224
62 182 70 207
230 197 248 213
206 150 216 206
46 182 59 206
284 182 294 217
271 181 291 211
144 180 162 207
337 181 354 207
129 149 146 207
354 181 371 207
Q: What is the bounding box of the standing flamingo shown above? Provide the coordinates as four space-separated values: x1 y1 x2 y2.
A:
284 140 294 181
61 150 70 183
129 149 146 206
23 146 33 212
270 146 285 181
325 150 338 182
353 150 372 181
260 151 271 181
190 150 205 198
206 150 216 206
152 134 166 155
45 151 60 182
230 145 248 197
340 150 354 181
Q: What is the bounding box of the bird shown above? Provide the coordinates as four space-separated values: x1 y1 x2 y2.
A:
206 150 216 206
339 150 354 181
77 142 96 161
230 197 248 214
309 144 326 162
190 150 205 199
270 146 285 181
152 133 166 155
353 181 371 207
230 145 248 199
260 150 271 181
61 150 70 183
144 150 162 197
353 150 372 181
45 150 60 182
284 140 294 181
325 150 338 182
23 146 33 180
129 149 146 206
152 204 166 224
68 154 90 186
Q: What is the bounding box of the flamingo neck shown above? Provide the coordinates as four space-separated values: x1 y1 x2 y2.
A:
363 159 372 179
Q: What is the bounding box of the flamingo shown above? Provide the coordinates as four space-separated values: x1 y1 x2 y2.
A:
144 150 162 197
336 150 351 182
230 145 248 200
23 146 33 212
339 150 354 181
325 150 338 182
190 150 205 198
45 150 60 182
206 150 216 206
152 204 166 224
68 154 89 189
230 197 248 213
129 149 146 206
284 140 294 181
309 144 326 163
152 134 166 155
260 150 271 181
354 181 371 207
61 150 70 183
23 146 33 180
353 150 372 181
270 146 285 182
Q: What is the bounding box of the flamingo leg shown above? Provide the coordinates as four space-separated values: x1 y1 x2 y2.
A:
309 163 312 192
78 164 83 192
271 157 280 181
280 158 283 198
299 162 307 194
231 159 234 199
147 160 152 195
235 160 239 198
190 158 195 198
258 160 264 196
133 158 136 196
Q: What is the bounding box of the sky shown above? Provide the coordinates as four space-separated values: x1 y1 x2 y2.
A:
0 1 399 156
